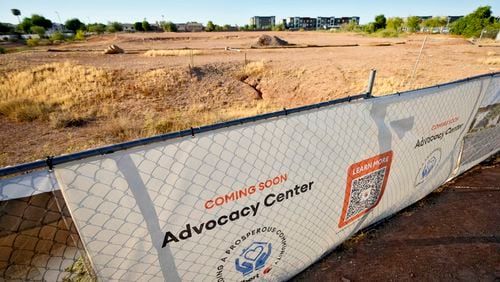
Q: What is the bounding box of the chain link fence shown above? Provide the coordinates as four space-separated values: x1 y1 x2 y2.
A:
0 172 94 281
0 72 498 281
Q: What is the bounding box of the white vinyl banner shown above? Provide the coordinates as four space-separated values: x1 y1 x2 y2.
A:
53 75 498 281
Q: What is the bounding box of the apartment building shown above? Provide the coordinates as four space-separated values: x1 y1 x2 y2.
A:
287 16 360 30
250 16 276 29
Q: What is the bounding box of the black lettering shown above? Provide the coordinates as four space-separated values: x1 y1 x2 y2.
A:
264 193 276 206
206 220 216 230
294 185 301 195
162 232 178 248
241 207 250 217
192 223 204 234
301 184 308 193
217 215 228 226
179 224 192 240
229 210 240 221
276 193 284 202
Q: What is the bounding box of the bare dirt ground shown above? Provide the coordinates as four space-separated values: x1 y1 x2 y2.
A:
291 157 500 281
1 31 499 167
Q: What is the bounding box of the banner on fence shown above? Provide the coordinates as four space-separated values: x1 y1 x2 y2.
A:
51 74 499 281
0 74 498 281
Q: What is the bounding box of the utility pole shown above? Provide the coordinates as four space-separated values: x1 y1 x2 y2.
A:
55 11 62 31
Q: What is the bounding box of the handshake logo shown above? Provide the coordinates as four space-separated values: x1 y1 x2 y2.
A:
235 241 272 276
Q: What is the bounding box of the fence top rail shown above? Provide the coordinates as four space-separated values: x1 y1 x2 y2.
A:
0 71 498 178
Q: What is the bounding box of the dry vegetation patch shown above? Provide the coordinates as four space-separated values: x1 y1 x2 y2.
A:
0 62 113 122
144 49 204 57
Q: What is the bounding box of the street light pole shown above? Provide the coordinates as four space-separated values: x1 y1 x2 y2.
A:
55 11 62 31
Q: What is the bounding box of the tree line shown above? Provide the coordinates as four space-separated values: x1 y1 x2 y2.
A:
1 6 498 38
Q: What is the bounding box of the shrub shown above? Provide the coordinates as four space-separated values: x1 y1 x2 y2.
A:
374 28 400 38
26 38 39 46
75 30 85 40
87 23 106 34
50 32 65 41
162 21 177 32
30 25 46 37
0 47 5 54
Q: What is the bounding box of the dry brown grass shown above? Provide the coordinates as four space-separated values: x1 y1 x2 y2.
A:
131 68 188 96
0 62 113 122
374 76 411 96
244 61 265 76
0 99 53 122
143 49 204 57
143 100 278 136
235 60 266 81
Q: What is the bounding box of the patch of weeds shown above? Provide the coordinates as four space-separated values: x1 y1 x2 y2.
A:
63 256 96 282
0 99 53 122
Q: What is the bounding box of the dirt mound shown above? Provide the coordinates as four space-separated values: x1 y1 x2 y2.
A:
253 35 289 47
103 44 124 54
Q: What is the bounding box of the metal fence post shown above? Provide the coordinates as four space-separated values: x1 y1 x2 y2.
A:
367 69 377 98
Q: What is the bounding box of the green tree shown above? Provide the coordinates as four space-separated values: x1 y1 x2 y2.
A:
87 23 106 34
107 22 123 33
450 6 496 37
206 20 215 32
17 17 32 33
142 21 151 32
31 14 52 29
30 25 45 37
387 17 403 30
133 22 144 31
374 14 386 31
162 21 177 32
65 18 85 33
406 16 421 32
17 14 52 33
422 17 446 28
0 23 14 34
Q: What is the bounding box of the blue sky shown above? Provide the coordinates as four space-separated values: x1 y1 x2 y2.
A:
1 0 499 25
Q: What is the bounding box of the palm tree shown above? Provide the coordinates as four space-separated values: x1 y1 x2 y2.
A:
11 9 21 24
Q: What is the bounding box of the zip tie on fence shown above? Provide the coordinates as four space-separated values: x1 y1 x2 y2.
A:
45 156 54 171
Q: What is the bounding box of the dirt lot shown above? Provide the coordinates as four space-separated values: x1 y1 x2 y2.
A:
1 31 499 167
292 159 500 281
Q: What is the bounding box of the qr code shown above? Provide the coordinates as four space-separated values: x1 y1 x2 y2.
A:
345 167 387 221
